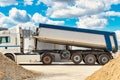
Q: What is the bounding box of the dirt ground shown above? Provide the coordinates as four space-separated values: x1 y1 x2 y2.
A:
22 63 102 80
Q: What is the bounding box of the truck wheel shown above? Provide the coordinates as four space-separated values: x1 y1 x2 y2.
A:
84 54 96 65
98 54 110 65
42 54 53 65
71 53 82 64
60 50 71 60
5 53 15 61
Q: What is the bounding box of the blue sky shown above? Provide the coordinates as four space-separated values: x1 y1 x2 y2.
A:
0 0 120 43
0 0 120 31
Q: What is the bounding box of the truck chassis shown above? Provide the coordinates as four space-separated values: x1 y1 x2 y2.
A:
5 49 112 65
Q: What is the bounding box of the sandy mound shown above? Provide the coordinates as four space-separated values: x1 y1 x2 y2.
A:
86 54 120 80
0 53 40 80
113 51 120 58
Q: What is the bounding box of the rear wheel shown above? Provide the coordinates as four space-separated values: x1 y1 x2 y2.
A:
71 53 82 64
98 54 110 65
5 53 15 61
84 54 96 65
42 54 53 65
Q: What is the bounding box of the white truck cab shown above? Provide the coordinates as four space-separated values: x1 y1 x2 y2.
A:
0 27 21 54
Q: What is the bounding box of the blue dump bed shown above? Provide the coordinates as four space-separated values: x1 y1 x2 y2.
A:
39 23 118 53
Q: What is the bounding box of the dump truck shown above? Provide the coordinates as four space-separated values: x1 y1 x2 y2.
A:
0 23 118 65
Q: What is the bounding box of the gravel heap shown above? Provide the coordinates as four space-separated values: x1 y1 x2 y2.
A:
0 53 40 80
86 54 120 80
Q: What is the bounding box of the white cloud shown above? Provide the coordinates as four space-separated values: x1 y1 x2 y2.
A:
37 0 76 6
0 12 5 18
50 2 104 18
0 0 18 7
24 0 33 5
50 7 86 18
36 0 53 6
75 10 120 29
106 11 120 17
0 7 65 28
32 13 65 25
0 17 16 28
0 8 33 28
102 0 120 10
0 8 34 28
76 16 107 29
0 12 16 28
46 20 64 25
38 0 105 18
32 13 47 23
9 8 31 23
38 0 120 18
14 22 36 29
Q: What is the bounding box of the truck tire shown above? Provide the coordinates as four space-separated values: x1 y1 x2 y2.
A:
42 54 53 65
84 54 96 65
60 50 71 60
98 54 110 65
5 53 15 61
71 53 82 64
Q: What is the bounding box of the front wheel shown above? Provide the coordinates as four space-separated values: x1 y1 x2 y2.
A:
42 54 53 65
5 53 15 61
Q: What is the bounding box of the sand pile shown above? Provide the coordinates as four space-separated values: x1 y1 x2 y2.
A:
113 51 120 58
0 53 40 80
86 54 120 80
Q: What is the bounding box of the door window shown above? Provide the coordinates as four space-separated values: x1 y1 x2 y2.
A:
0 36 10 43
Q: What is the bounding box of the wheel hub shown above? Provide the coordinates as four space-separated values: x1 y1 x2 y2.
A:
88 57 94 63
74 56 80 62
102 57 108 63
44 56 51 63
